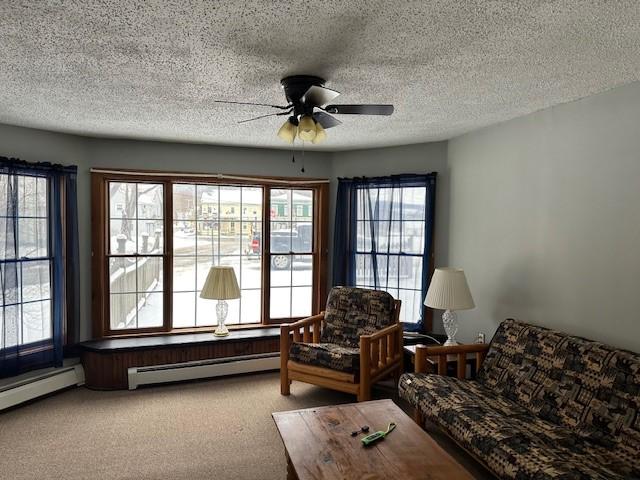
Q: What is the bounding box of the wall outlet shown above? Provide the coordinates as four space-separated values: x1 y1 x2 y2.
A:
476 332 486 344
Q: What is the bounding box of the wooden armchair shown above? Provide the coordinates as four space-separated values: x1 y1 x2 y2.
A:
280 287 403 402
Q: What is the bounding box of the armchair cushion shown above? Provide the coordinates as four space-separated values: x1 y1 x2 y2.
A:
320 287 395 348
289 342 360 374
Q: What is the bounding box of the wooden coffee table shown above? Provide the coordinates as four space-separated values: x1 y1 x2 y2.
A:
272 399 474 480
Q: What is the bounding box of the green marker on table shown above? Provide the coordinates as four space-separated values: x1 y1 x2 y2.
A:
361 422 396 446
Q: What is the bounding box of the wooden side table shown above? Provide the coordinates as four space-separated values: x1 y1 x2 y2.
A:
404 344 479 378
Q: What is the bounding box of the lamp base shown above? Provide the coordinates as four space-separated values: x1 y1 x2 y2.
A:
214 300 230 337
442 309 459 346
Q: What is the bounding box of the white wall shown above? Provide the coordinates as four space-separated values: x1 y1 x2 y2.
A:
0 124 331 340
447 81 640 351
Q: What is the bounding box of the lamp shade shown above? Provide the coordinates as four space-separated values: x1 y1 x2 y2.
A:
200 266 240 300
277 117 297 144
297 115 317 141
311 122 326 144
424 268 474 310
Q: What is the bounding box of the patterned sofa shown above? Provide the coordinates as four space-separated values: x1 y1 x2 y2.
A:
399 319 640 480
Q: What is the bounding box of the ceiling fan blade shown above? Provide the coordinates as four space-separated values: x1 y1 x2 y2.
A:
237 110 292 124
313 111 342 129
303 85 340 107
213 100 291 110
324 104 394 115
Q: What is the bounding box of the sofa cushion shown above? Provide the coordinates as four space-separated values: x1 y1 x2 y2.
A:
478 319 640 447
289 342 360 374
320 287 395 348
399 373 638 479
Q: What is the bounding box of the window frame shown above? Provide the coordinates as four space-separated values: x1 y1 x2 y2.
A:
91 170 329 338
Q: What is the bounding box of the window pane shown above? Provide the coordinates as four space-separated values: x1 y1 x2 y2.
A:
1 305 19 348
110 257 136 293
137 256 163 293
402 221 425 254
173 256 196 292
291 287 312 317
173 221 196 255
110 293 138 329
292 190 313 220
137 292 163 328
18 218 47 258
242 187 262 220
240 289 261 324
271 255 292 286
219 222 241 255
137 184 163 219
137 219 163 254
270 287 291 318
291 222 312 253
197 295 224 326
196 221 216 256
0 262 21 305
109 182 135 219
18 175 47 218
399 256 423 290
292 256 313 286
397 289 423 323
270 189 291 221
270 222 291 253
402 187 427 220
220 186 241 220
197 259 215 291
355 254 375 288
21 260 50 302
22 300 51 344
109 218 136 254
240 256 261 289
173 184 196 220
173 292 196 328
197 184 218 220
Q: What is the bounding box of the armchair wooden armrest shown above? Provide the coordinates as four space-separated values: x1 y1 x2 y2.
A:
415 343 490 378
280 312 325 396
360 323 403 390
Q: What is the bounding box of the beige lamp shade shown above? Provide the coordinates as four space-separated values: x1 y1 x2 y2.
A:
200 266 240 300
424 268 475 311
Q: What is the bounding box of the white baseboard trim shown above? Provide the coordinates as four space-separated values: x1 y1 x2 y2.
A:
0 364 85 411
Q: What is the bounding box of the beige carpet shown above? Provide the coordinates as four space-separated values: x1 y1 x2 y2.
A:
0 372 490 480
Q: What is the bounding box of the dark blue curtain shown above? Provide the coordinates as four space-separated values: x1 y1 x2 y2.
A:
0 157 79 378
332 173 436 331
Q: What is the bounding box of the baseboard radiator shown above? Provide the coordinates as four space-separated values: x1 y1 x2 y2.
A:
0 364 85 411
127 352 280 390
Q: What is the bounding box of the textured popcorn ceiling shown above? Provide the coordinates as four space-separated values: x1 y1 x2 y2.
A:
1 1 640 151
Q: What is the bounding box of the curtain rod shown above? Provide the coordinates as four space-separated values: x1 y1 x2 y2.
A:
90 168 330 185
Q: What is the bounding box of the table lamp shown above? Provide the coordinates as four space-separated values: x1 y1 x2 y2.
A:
200 266 240 337
424 268 475 346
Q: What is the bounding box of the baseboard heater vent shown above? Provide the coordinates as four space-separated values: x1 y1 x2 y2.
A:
0 364 85 412
127 352 280 390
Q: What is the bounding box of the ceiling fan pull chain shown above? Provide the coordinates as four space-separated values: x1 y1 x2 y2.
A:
301 142 306 173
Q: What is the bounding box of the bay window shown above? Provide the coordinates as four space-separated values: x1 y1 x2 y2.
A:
92 170 328 338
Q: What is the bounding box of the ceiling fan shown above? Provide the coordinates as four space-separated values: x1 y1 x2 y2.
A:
213 75 394 144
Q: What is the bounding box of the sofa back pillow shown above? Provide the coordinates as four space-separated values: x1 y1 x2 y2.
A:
478 318 640 446
321 287 396 348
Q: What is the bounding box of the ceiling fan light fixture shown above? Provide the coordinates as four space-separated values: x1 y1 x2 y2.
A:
297 115 317 141
311 121 327 144
277 117 298 143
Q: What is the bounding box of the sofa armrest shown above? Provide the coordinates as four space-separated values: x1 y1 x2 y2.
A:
415 343 490 378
